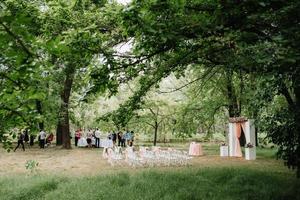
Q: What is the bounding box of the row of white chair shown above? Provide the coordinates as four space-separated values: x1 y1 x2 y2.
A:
104 147 192 167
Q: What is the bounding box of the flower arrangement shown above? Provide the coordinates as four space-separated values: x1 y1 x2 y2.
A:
245 143 254 148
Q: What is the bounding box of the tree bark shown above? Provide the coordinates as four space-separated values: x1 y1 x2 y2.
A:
35 100 44 130
56 121 63 145
153 121 158 146
279 75 300 178
225 69 240 117
292 76 300 178
56 67 75 149
255 127 259 147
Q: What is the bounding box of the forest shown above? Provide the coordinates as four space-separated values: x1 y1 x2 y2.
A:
0 0 299 179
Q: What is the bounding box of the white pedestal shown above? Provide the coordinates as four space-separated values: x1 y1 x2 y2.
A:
220 146 228 157
245 148 256 160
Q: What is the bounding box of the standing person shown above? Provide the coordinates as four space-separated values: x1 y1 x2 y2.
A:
95 128 100 148
29 133 35 146
75 129 81 147
130 131 135 147
46 133 54 146
117 131 122 147
121 131 126 147
112 131 117 146
24 129 29 145
14 131 25 152
125 130 132 146
86 130 92 148
39 130 47 149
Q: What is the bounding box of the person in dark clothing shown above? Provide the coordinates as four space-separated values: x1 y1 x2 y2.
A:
24 130 29 145
112 131 117 145
14 131 25 152
129 131 134 147
117 131 122 146
30 134 35 146
121 131 126 147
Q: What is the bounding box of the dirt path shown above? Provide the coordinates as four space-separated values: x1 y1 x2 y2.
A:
0 145 289 176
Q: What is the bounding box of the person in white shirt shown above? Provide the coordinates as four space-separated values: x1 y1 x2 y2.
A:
94 128 101 148
39 130 47 148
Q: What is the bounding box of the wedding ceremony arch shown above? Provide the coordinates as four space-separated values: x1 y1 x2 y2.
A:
228 117 256 160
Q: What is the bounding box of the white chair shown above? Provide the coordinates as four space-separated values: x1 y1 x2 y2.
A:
126 151 145 167
107 148 124 166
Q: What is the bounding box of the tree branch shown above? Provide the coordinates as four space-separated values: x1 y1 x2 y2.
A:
144 121 155 128
158 67 219 94
0 21 35 57
0 72 25 90
279 82 295 107
0 105 28 123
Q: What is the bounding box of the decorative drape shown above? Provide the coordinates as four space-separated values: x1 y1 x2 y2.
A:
235 123 242 157
241 123 246 135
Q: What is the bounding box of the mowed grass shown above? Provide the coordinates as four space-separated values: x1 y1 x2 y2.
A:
0 144 298 199
0 167 299 200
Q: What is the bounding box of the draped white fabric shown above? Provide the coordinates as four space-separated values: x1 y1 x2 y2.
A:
78 138 88 147
100 139 113 148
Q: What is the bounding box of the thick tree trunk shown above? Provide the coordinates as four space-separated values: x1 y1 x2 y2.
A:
61 102 71 149
295 111 300 178
280 76 300 178
238 70 244 115
225 69 240 117
56 68 75 149
153 121 158 146
293 77 300 178
56 121 63 145
35 100 44 130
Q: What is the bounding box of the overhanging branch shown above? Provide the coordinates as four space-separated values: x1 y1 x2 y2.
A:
0 21 35 57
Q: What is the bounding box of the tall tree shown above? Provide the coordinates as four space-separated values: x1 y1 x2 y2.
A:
110 0 300 176
37 0 124 148
0 0 49 149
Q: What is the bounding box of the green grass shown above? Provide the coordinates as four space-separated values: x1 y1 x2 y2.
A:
0 168 299 200
137 142 279 159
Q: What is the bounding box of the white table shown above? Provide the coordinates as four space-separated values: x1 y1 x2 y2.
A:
78 138 88 147
100 139 113 148
91 137 95 145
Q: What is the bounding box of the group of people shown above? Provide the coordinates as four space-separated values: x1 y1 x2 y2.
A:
14 127 135 151
38 130 54 148
14 129 54 152
74 128 135 148
117 131 134 147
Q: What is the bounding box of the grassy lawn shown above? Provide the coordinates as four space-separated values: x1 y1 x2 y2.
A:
0 143 299 200
0 167 299 200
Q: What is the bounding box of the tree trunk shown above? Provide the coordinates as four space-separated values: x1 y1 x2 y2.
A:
163 122 166 143
56 121 63 145
153 121 158 146
280 76 300 178
255 127 259 147
35 100 44 130
225 69 240 117
56 67 75 149
293 102 300 178
238 70 244 115
293 76 300 178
